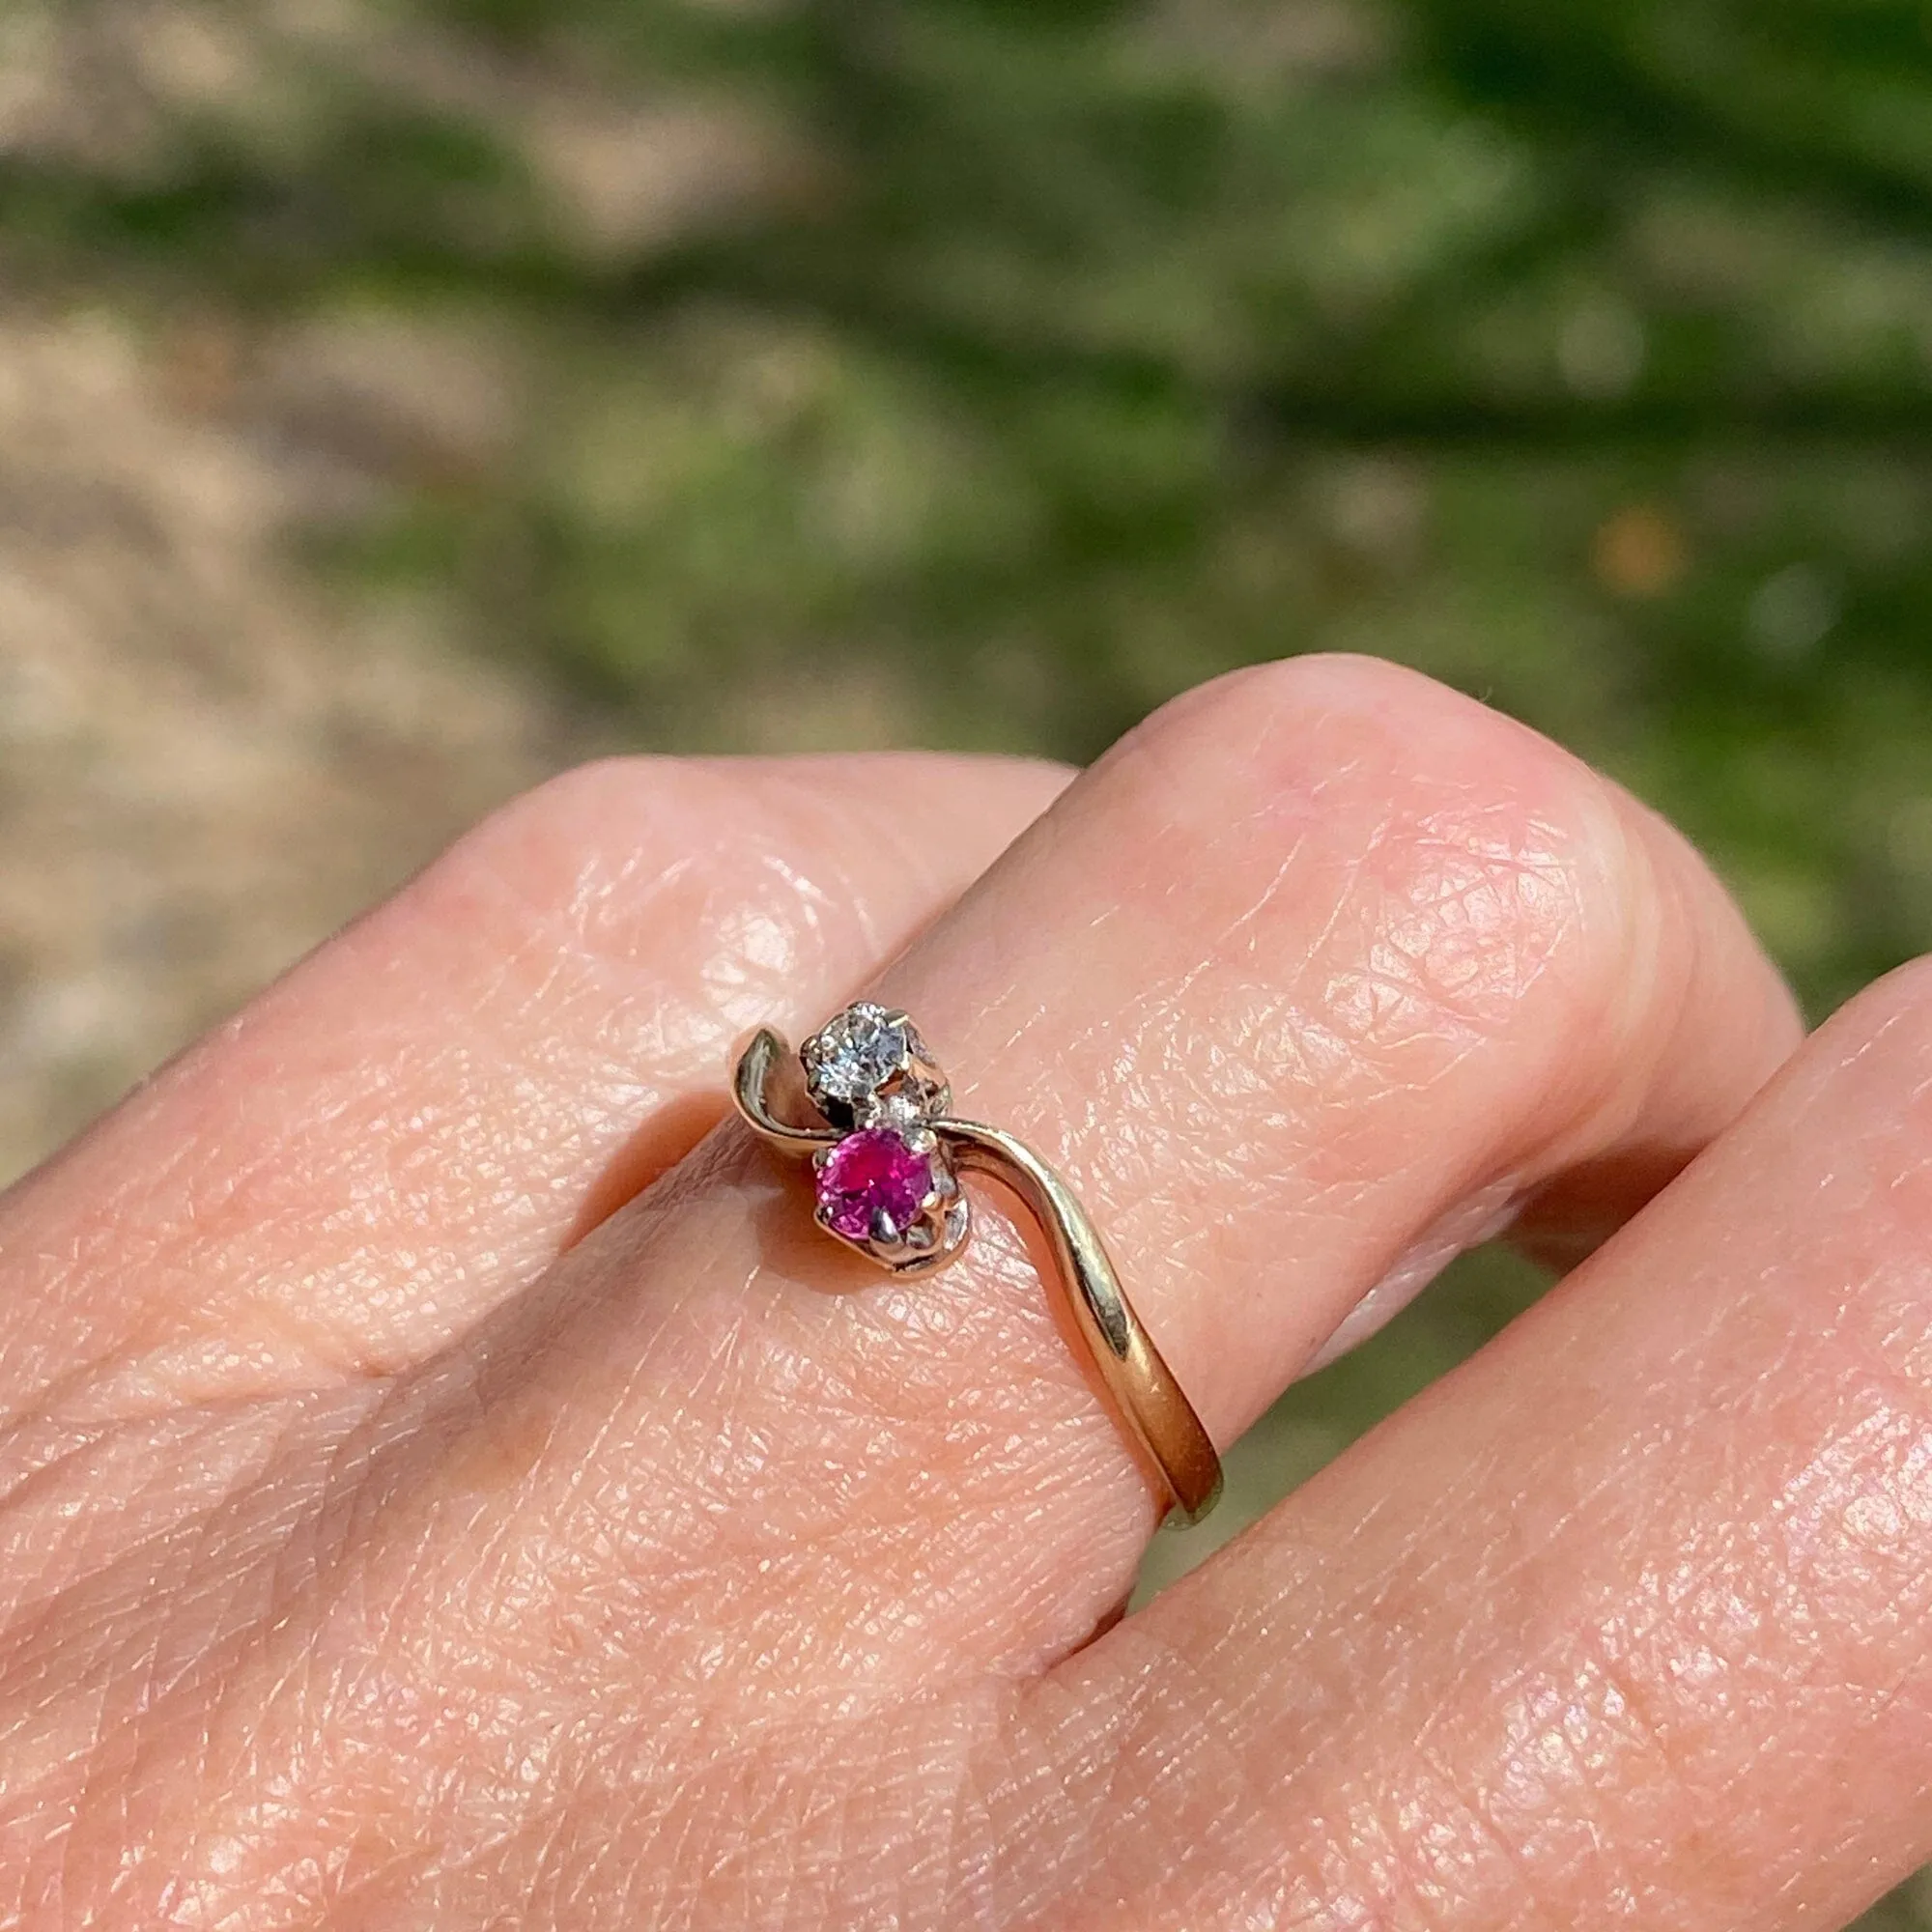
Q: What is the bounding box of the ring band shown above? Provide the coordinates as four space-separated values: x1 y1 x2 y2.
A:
730 1002 1222 1526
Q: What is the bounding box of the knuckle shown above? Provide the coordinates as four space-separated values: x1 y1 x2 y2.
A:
399 753 688 936
1769 955 1932 1251
1135 652 1584 794
454 753 678 864
363 753 699 971
1116 655 1638 1046
434 752 768 937
1781 952 1932 1258
1815 952 1932 1071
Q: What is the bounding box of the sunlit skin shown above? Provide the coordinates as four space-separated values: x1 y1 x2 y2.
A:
7 654 1930 1927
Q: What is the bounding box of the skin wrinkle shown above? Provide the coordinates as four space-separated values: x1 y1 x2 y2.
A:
0 1411 298 1639
1176 1676 1327 1930
1379 1750 1551 1930
993 766 1612 1421
3 804 1059 1901
1159 981 1932 1932
0 659 1827 1925
247 1221 1074 1917
1312 1181 1521 1370
19 1435 303 1718
1036 1470 1629 1932
1446 1643 1666 1911
0 753 1070 1435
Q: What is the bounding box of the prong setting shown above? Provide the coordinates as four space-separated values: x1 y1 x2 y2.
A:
799 1002 969 1276
730 1002 1224 1523
801 1000 951 1135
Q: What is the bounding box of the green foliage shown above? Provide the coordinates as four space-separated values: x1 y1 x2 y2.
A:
18 0 1919 1004
11 2 1932 1915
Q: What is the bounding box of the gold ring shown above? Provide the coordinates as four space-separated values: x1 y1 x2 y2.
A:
730 1002 1222 1526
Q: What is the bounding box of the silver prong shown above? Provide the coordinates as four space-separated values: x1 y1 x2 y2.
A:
813 1201 837 1228
934 1170 957 1200
903 1221 935 1251
869 1208 902 1244
906 1126 939 1155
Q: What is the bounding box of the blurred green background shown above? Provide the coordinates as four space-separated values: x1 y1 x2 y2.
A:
6 0 1932 1920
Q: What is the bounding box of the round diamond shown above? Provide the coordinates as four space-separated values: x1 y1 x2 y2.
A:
815 1128 934 1242
808 1003 909 1104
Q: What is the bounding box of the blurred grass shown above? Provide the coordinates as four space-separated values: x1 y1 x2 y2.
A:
9 0 1932 1919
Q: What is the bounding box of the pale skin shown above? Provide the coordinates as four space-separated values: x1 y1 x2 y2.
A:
9 651 1932 1927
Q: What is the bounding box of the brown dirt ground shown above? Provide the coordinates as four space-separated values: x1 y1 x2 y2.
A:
0 304 597 1184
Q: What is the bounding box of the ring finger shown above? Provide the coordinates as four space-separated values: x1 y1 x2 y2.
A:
85 655 1804 1918
470 652 1800 1628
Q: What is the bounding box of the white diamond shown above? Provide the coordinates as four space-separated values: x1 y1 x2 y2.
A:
809 1003 909 1103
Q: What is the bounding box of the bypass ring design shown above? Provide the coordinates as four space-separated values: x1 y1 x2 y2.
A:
731 1002 1223 1526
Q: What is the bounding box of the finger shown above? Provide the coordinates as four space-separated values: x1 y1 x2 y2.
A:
1006 958 1932 1932
49 656 1803 1921
0 753 1068 1409
394 655 1794 1671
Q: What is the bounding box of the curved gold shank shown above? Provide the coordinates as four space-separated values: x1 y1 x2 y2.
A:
732 1027 839 1153
939 1120 1222 1526
729 1027 1223 1526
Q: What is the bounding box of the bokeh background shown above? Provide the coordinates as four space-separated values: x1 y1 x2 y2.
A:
5 0 1932 1918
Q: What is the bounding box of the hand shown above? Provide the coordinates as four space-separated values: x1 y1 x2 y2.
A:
4 654 1919 1930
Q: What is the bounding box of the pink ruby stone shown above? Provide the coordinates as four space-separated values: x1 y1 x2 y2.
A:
816 1128 933 1241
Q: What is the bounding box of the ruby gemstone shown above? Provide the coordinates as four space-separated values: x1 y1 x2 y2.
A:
816 1127 933 1241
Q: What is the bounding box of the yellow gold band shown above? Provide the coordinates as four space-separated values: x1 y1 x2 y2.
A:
731 1016 1222 1527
